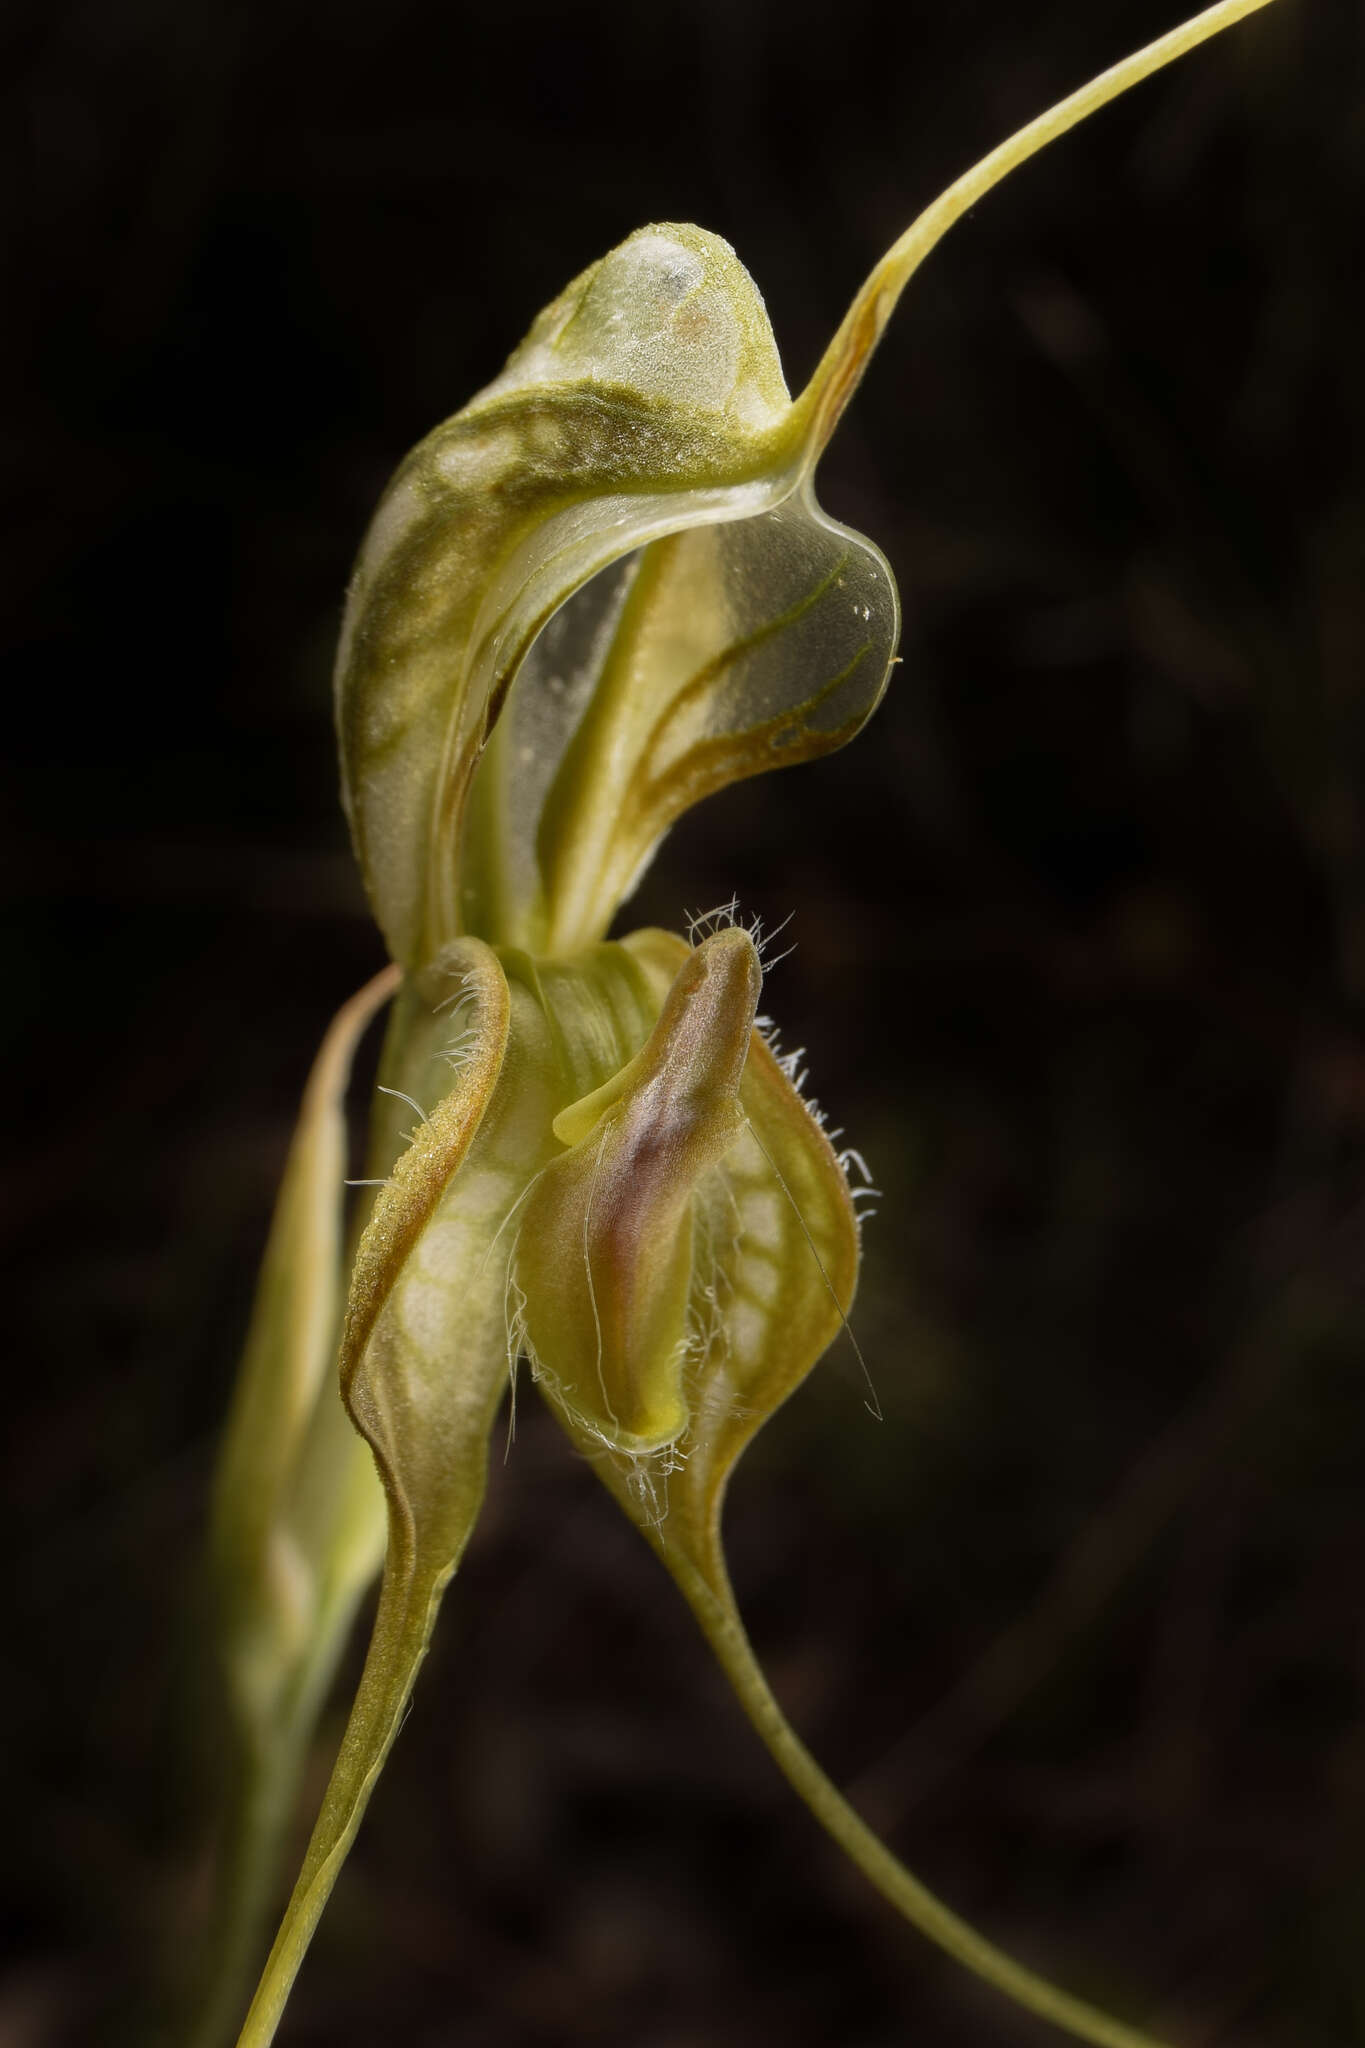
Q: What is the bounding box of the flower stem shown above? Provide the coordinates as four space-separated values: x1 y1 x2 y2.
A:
677 1542 1173 2048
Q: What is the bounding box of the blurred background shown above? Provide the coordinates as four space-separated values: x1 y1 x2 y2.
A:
4 0 1364 2042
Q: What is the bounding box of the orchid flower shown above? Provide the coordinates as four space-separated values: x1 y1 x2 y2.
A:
199 6 1277 2044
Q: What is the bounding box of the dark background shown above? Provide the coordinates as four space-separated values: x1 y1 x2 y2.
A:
5 0 1364 2043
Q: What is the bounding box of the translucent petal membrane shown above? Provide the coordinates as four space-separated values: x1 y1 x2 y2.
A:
461 486 896 953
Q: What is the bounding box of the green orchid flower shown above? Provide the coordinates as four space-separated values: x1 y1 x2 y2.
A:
197 5 1277 2045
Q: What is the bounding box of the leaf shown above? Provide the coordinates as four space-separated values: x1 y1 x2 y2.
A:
198 965 397 2048
211 967 396 1733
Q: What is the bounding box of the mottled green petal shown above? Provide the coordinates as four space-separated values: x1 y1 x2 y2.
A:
335 224 798 970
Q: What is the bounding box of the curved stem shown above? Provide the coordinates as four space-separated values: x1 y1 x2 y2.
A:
792 0 1278 461
676 1542 1173 2048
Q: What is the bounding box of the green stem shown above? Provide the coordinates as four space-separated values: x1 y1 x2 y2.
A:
792 0 1278 464
677 1543 1172 2048
232 1538 443 2048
